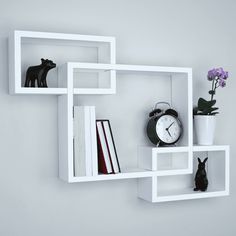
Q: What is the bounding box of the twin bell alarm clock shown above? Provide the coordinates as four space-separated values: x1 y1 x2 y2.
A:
147 102 183 146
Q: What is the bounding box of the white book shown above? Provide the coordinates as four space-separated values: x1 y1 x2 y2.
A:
73 107 84 176
84 107 92 176
103 121 120 173
73 106 92 176
89 106 98 176
96 121 113 173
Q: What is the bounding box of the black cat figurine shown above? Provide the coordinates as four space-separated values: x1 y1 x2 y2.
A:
24 58 56 88
194 157 208 192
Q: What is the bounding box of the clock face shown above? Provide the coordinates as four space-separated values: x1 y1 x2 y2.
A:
155 114 182 144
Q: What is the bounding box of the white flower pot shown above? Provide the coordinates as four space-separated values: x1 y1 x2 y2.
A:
194 115 216 145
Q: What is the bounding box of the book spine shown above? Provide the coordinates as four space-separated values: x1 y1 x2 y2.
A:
96 121 112 174
90 106 98 176
73 107 75 176
74 106 95 177
96 124 108 174
107 120 121 172
74 106 86 176
101 121 115 174
84 107 92 176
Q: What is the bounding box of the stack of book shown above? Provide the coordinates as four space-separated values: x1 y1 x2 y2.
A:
96 120 121 174
73 106 97 176
73 106 120 176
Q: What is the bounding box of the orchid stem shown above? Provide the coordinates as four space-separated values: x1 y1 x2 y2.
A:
211 80 214 101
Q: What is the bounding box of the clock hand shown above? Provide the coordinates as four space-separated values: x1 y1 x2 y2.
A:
167 129 172 137
166 122 174 130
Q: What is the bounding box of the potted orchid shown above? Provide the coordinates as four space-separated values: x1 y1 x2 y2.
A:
193 67 228 145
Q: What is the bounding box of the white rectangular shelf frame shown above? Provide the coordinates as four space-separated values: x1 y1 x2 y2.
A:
138 146 192 176
8 30 116 95
64 62 192 95
57 62 193 183
138 145 230 203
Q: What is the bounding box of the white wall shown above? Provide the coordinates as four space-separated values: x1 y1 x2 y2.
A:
0 0 235 235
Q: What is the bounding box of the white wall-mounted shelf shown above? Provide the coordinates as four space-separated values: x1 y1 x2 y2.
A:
57 61 193 185
66 62 192 74
9 30 116 95
138 145 230 203
9 30 230 203
138 146 192 176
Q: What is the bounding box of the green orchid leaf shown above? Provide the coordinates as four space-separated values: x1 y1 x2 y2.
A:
198 98 217 111
193 107 198 115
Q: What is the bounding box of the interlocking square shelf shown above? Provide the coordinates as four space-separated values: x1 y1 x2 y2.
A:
9 30 230 203
138 146 191 176
138 145 229 202
57 62 193 184
9 30 116 95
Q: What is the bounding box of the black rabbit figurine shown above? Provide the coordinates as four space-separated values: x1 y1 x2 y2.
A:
194 157 208 192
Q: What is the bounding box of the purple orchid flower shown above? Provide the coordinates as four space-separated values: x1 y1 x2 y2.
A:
207 67 228 100
207 67 228 81
219 79 226 88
